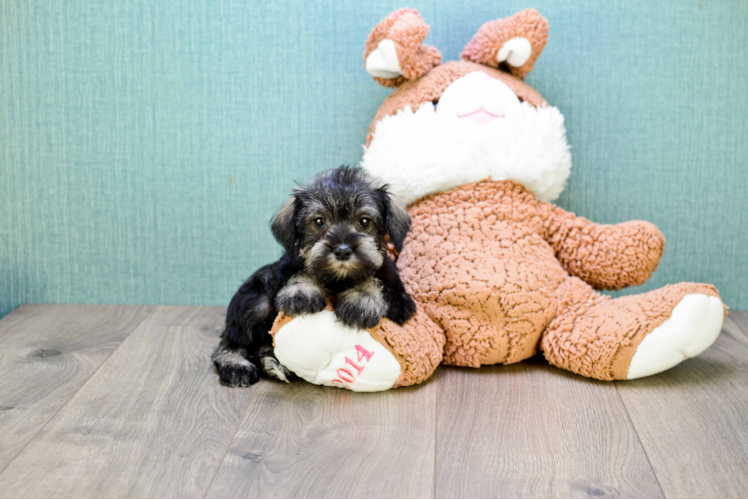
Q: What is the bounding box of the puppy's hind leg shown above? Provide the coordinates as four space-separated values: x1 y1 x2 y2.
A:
213 334 261 387
257 345 292 383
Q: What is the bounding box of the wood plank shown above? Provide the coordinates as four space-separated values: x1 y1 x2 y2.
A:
0 304 152 473
435 360 663 498
728 310 748 339
0 306 254 498
616 315 748 498
206 377 437 498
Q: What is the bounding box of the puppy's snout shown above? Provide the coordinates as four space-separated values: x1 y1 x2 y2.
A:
333 244 353 261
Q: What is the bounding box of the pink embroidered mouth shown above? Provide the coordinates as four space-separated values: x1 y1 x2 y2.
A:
460 109 499 125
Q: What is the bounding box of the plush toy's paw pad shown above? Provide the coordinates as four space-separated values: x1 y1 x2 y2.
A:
274 310 401 392
627 294 724 379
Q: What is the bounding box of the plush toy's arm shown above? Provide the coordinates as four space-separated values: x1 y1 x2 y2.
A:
538 201 665 290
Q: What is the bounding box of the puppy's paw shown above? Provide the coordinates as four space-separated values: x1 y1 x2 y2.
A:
386 293 417 326
275 276 327 316
276 290 326 316
213 345 261 387
334 285 386 329
334 300 382 329
217 362 261 387
261 355 292 383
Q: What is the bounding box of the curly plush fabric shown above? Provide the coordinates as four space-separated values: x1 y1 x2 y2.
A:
539 203 666 290
461 9 549 79
396 180 725 376
372 304 445 387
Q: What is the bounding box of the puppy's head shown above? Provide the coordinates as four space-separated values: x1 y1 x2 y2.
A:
271 166 410 284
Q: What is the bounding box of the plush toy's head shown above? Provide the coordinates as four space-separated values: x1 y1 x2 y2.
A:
360 9 572 205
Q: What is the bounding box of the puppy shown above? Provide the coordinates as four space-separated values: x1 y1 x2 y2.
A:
213 166 417 387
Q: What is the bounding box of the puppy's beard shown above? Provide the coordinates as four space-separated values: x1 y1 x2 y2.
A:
305 237 384 284
325 254 364 281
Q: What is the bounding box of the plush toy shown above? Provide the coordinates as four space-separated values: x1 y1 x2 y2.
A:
269 8 727 391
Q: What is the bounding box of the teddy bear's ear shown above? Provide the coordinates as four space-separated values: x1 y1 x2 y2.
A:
363 8 442 88
461 9 549 80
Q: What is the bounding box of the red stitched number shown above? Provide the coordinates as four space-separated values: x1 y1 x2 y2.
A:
337 368 355 383
356 344 374 362
331 344 375 388
344 356 364 375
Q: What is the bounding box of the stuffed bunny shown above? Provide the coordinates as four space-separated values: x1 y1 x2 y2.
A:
269 9 726 391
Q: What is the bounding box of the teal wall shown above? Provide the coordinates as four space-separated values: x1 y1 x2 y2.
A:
2 0 747 318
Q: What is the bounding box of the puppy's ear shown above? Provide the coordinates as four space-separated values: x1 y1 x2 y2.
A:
382 190 411 252
270 198 298 257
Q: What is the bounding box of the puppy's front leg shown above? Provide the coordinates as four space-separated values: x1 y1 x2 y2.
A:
275 274 328 316
377 255 417 325
334 277 387 329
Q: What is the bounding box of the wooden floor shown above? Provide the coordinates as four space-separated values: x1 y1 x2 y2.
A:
0 305 747 498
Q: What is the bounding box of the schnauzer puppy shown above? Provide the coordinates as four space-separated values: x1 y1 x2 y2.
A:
213 166 417 387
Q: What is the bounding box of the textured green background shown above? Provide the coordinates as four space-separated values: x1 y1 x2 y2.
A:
1 0 747 318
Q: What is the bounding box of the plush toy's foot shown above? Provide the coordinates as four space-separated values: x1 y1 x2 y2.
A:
272 310 402 392
626 293 724 379
269 303 445 391
542 278 726 381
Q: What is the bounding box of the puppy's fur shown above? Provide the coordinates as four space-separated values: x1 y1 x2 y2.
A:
213 166 416 387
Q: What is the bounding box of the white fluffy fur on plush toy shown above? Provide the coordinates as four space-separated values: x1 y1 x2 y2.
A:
362 101 572 205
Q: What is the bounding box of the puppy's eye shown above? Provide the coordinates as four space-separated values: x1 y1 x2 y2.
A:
359 217 371 228
313 217 325 228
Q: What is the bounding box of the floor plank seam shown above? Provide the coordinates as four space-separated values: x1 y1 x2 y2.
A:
201 383 255 498
433 371 439 499
613 381 667 499
728 313 748 342
0 306 155 478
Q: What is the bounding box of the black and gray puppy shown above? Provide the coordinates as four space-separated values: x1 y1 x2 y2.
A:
213 166 417 387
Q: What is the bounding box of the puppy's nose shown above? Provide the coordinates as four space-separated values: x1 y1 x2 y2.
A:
333 244 353 261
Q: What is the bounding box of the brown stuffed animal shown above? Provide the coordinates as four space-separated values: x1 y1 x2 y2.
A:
269 8 726 391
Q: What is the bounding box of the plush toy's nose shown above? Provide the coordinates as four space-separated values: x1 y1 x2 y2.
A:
437 71 521 125
334 244 353 261
460 109 500 125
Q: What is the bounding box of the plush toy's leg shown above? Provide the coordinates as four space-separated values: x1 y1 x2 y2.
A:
541 277 726 381
270 302 445 391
